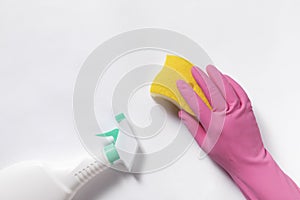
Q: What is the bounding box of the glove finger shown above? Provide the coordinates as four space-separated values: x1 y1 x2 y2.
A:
177 80 211 131
191 66 212 106
178 110 206 147
191 65 226 112
224 75 250 109
206 65 240 110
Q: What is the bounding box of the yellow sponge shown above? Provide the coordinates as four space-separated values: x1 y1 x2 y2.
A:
150 55 211 116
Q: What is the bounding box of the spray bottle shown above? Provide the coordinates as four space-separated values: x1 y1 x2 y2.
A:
0 113 138 200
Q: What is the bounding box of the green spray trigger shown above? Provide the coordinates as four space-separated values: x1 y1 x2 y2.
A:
96 129 119 144
95 113 138 169
96 129 120 164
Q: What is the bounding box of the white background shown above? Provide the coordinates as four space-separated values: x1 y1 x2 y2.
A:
1 0 300 199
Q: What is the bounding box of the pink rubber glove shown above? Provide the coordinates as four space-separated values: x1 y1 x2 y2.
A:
177 65 300 200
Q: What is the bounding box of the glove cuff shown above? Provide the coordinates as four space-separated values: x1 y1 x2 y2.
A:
229 150 300 200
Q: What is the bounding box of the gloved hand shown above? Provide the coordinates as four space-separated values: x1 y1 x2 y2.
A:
177 65 300 200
